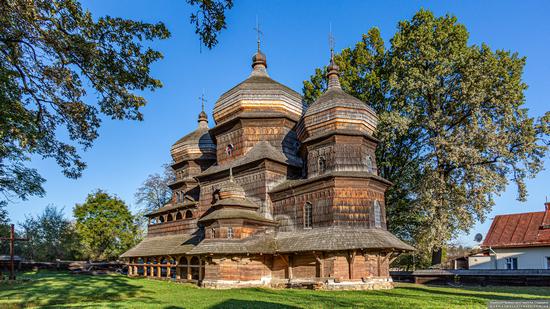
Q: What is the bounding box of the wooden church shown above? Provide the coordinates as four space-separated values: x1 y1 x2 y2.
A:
121 45 414 290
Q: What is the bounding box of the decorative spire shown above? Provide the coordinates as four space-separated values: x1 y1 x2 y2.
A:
327 24 341 89
198 92 208 128
255 15 261 53
251 17 267 75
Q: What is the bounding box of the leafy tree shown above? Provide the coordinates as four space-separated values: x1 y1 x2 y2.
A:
0 204 10 254
0 0 233 206
74 190 137 261
303 10 550 263
18 205 80 261
188 0 234 49
135 164 175 213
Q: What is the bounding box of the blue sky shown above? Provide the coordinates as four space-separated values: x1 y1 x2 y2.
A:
6 0 550 246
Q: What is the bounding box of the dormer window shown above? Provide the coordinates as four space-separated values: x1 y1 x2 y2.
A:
226 144 234 156
318 156 326 174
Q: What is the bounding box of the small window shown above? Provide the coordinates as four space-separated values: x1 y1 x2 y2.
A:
374 200 382 228
366 155 374 173
226 144 234 156
175 212 183 220
304 202 313 229
505 257 518 270
185 210 193 219
318 156 326 174
227 227 233 239
211 228 216 238
159 216 165 223
167 213 173 222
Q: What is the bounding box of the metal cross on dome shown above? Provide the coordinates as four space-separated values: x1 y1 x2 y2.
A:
253 16 263 52
329 23 335 59
199 91 207 112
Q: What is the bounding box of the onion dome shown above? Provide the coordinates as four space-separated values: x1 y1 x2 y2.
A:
298 52 378 142
212 50 303 124
170 111 216 163
218 169 246 200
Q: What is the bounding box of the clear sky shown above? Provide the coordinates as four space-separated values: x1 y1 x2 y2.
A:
6 0 549 246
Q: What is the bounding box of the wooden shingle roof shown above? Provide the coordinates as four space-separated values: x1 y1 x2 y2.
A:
120 234 200 258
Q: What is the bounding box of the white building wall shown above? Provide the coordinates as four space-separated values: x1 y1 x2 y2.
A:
469 247 550 270
468 255 494 270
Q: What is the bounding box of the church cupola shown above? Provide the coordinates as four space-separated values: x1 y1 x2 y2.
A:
209 36 304 168
297 43 379 178
170 108 216 164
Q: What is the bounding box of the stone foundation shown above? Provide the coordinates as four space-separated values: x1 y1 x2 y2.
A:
200 276 393 290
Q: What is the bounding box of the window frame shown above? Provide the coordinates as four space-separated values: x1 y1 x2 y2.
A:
373 200 382 228
505 257 518 270
318 156 326 174
304 202 313 229
366 155 374 173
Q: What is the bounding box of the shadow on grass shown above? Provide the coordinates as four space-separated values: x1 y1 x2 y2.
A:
397 285 550 302
0 270 154 308
208 299 300 309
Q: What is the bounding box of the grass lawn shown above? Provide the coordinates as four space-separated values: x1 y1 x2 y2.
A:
0 271 549 308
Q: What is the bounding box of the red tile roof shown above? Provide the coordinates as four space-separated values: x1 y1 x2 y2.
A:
482 203 550 248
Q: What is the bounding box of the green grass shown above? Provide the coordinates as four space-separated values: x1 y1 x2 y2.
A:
0 271 549 308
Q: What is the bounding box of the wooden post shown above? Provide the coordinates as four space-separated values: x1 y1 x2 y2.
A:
199 256 202 281
348 250 356 280
288 255 293 280
377 253 381 277
176 259 181 280
0 224 29 280
128 259 133 276
314 252 324 278
157 257 161 278
186 256 191 280
143 258 147 277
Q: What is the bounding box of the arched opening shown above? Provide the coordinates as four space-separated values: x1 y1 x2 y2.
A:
167 213 173 222
185 210 193 219
225 144 234 156
366 155 374 173
318 156 326 174
190 256 200 280
304 202 313 229
175 212 183 220
159 216 165 223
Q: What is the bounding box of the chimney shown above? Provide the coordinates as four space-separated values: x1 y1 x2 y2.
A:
546 202 550 212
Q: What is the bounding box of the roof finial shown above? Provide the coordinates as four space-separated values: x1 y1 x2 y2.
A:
251 17 267 74
327 23 341 89
198 91 208 126
200 89 206 112
254 15 262 53
329 23 335 62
